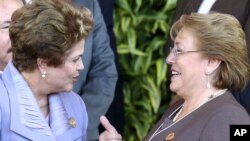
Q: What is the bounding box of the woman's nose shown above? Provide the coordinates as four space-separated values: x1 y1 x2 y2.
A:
166 51 175 65
78 59 84 71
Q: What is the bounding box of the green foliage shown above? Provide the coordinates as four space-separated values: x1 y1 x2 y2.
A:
114 0 177 140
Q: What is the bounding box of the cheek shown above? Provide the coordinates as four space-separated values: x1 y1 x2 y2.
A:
64 61 79 72
49 68 69 80
181 62 206 86
177 60 199 81
48 65 76 85
0 35 8 45
64 65 76 74
59 66 75 78
58 69 72 79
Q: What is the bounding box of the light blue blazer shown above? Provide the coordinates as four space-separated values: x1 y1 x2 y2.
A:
0 63 88 141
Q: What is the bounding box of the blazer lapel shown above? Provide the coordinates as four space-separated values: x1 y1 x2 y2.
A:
143 100 184 141
3 65 57 141
56 93 83 141
2 63 83 141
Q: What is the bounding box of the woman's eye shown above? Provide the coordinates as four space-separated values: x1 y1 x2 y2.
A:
0 23 10 30
73 58 79 63
176 49 183 54
2 25 9 29
72 57 82 63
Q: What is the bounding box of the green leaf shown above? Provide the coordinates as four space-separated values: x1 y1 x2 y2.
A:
146 37 166 52
135 0 142 12
156 59 167 86
160 20 170 33
121 17 132 32
141 76 161 113
116 0 133 15
163 0 177 12
117 44 130 54
127 29 136 50
130 49 147 56
115 0 178 140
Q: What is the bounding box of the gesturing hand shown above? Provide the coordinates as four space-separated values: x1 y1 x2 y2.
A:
99 115 123 141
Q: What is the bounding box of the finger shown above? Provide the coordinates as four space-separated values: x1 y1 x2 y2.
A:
100 115 117 133
99 131 122 141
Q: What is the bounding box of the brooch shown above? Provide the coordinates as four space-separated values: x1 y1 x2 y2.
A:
165 132 175 140
69 117 76 128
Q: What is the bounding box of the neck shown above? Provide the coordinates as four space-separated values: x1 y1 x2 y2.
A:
38 97 49 117
21 70 49 116
0 62 7 71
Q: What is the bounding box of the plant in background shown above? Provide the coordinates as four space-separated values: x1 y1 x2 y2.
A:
114 0 177 140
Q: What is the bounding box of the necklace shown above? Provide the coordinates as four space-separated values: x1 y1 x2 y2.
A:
148 89 228 141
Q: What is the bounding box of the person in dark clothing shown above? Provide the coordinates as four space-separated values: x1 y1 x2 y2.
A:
99 12 250 141
97 0 125 135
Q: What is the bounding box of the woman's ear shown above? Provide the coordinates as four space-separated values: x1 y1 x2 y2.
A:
37 58 47 72
206 58 221 74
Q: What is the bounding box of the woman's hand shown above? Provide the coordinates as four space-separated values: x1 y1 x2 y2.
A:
99 115 122 141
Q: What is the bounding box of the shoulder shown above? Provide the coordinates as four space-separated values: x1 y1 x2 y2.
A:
198 92 250 140
0 76 12 133
60 91 86 110
59 92 87 127
0 76 10 107
205 92 250 122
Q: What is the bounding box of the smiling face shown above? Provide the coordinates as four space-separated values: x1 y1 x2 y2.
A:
166 28 209 97
43 39 85 92
0 0 23 70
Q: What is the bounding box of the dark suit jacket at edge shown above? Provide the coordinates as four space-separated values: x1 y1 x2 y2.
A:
73 0 118 140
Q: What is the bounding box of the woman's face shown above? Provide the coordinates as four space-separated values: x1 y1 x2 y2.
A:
0 0 23 70
45 39 85 92
166 28 208 96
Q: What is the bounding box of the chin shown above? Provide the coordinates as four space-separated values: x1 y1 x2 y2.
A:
66 88 73 92
63 85 73 92
169 83 178 92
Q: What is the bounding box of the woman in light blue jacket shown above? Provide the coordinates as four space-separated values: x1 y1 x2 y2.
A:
0 0 93 140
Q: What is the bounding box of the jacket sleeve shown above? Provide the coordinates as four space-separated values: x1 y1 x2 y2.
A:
80 0 118 139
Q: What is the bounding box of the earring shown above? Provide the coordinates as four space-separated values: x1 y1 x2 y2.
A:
206 73 211 88
42 71 47 78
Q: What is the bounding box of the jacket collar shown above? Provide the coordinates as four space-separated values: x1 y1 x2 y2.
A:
2 62 83 141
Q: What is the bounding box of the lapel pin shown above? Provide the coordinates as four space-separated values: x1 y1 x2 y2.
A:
165 132 175 141
69 117 76 128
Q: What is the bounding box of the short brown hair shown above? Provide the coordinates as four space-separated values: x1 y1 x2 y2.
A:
9 0 94 72
170 12 250 90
